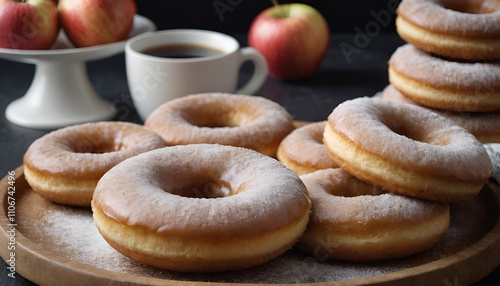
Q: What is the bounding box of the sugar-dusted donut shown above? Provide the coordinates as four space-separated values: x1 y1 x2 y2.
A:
388 44 500 112
323 97 492 202
277 121 337 175
91 144 312 272
23 121 166 206
298 168 450 261
381 85 500 143
145 93 295 157
396 0 500 61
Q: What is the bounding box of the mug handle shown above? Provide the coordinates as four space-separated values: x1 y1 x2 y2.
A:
235 47 268 95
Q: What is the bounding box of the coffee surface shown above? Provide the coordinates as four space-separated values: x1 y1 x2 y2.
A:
141 44 224 58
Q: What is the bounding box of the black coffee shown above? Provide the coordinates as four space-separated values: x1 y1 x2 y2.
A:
141 44 224 59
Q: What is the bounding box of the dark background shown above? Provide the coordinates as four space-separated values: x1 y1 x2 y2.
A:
135 0 401 35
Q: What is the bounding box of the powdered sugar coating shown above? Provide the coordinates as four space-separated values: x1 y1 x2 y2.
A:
389 44 500 90
328 97 492 181
23 121 167 177
381 85 500 143
92 144 311 238
398 0 500 37
145 93 295 156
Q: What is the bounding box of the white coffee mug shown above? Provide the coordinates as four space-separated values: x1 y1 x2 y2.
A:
125 29 268 120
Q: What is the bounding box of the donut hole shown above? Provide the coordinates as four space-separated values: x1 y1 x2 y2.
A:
168 177 234 199
308 129 324 145
380 115 450 146
187 113 241 128
381 118 428 143
181 103 260 128
329 188 384 197
311 170 385 197
443 0 500 14
72 136 122 154
326 182 384 198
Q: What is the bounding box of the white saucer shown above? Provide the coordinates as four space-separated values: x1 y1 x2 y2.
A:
0 15 156 129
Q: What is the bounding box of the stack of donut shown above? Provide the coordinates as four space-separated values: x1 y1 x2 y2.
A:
291 97 492 262
293 0 498 261
381 0 500 143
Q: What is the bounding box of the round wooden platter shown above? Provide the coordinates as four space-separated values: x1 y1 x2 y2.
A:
1 165 500 286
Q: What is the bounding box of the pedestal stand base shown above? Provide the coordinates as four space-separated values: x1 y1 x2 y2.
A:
5 62 116 129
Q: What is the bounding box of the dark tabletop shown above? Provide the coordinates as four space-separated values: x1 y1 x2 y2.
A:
0 32 499 285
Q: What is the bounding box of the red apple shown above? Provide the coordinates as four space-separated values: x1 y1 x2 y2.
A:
58 0 136 48
248 3 329 80
0 0 59 50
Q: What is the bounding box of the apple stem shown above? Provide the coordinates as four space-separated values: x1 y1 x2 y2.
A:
270 0 288 18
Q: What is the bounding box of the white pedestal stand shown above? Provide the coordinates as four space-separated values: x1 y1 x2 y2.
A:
0 15 155 129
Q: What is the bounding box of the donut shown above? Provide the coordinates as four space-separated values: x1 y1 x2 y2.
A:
276 121 337 175
145 93 295 157
396 0 500 61
380 84 500 143
388 44 500 112
323 97 492 202
297 168 450 261
23 121 166 206
91 144 312 272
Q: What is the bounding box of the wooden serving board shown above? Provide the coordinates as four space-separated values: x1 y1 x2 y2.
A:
1 165 500 285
